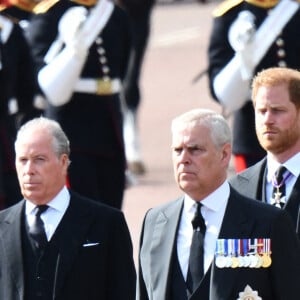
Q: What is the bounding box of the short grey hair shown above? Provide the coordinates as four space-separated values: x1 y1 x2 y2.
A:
15 116 70 158
171 108 232 148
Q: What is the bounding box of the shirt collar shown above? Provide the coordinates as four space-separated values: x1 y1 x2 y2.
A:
184 181 230 214
25 186 70 216
267 152 300 182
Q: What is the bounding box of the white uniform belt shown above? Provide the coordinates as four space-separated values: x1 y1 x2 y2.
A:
74 78 121 95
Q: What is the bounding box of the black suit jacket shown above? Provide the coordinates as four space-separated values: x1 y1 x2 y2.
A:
229 158 300 238
0 191 136 300
137 187 300 300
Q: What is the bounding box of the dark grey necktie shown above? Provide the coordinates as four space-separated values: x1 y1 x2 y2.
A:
186 202 206 294
272 166 288 208
29 205 49 250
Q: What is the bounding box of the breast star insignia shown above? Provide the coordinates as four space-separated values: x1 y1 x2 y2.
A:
237 285 262 300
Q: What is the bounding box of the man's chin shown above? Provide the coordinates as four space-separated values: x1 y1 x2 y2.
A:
22 191 40 201
261 142 285 154
179 182 195 192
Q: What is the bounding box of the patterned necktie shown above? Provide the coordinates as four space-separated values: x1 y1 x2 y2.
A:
186 202 206 294
271 166 289 208
29 205 49 250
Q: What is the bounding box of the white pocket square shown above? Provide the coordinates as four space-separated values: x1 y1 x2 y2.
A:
83 242 100 247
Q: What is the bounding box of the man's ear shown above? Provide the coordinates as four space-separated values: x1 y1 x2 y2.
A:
221 143 232 164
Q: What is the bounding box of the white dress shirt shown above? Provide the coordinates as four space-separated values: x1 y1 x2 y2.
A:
26 186 70 241
177 181 229 280
266 152 300 204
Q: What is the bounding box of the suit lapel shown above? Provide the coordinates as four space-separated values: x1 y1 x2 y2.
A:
150 198 183 300
51 194 95 298
231 159 266 200
0 201 25 297
285 175 300 237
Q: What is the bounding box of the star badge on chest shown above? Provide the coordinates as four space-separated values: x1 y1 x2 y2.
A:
237 285 262 300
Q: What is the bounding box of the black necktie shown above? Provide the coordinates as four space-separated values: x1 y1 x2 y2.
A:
29 205 49 250
272 166 288 208
186 202 206 294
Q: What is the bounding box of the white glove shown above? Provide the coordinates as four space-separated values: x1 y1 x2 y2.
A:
228 10 256 80
213 58 251 113
212 11 256 113
39 0 114 106
44 6 88 64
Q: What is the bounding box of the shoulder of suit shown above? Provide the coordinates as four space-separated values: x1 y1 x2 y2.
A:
33 0 97 14
33 0 61 14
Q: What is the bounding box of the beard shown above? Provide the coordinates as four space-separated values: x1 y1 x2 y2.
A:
257 125 300 155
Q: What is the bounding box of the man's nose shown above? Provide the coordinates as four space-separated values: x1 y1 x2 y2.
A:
179 149 191 163
24 160 35 174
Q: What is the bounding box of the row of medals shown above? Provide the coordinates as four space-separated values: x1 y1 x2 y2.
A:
215 238 272 269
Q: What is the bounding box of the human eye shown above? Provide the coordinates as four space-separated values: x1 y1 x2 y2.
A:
256 107 267 115
35 156 46 163
18 157 28 164
172 146 182 155
188 145 202 155
271 107 285 114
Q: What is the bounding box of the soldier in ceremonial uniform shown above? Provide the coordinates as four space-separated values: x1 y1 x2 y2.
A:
115 0 155 176
26 0 132 209
208 0 300 172
0 8 37 209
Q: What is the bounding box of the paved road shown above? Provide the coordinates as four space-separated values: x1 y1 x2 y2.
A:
122 0 229 263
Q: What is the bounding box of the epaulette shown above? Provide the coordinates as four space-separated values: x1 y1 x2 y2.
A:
33 0 60 14
1 0 36 12
212 0 243 17
245 0 279 8
0 5 7 12
70 0 97 6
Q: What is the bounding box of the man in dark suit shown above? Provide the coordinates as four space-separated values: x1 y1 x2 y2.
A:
26 0 132 209
208 0 300 173
137 108 300 300
0 117 136 299
230 67 300 238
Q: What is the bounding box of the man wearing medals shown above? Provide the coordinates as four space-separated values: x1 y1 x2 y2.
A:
230 67 300 239
137 108 300 300
208 0 300 173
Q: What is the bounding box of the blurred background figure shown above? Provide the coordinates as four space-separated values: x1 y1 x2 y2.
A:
207 0 300 173
1 0 56 120
0 4 37 209
116 0 155 176
26 0 132 209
